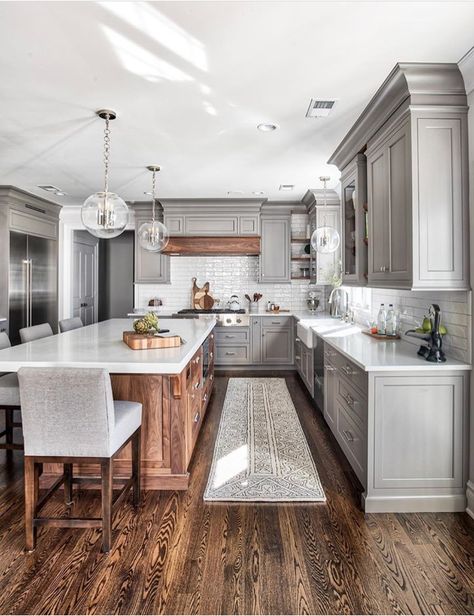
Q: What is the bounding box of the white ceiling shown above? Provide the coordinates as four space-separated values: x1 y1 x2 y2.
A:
0 1 473 206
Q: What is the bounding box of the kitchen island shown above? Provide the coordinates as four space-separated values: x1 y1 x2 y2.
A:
0 318 216 489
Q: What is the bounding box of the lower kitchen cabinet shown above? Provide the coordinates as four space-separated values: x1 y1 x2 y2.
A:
261 317 293 365
323 342 469 512
295 333 314 396
214 326 250 365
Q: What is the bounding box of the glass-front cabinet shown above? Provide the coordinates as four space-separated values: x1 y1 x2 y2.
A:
341 153 368 285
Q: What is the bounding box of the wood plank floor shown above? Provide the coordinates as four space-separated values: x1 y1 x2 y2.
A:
0 373 473 614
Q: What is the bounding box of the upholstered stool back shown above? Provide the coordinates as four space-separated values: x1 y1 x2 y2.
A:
59 317 83 333
19 323 53 344
18 367 116 457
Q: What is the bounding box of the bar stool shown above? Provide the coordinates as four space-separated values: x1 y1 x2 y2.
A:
18 367 142 553
0 332 22 453
19 323 53 344
59 317 83 333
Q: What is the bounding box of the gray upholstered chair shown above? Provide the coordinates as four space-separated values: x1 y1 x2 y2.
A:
18 367 142 553
59 317 83 333
0 332 22 453
19 322 53 344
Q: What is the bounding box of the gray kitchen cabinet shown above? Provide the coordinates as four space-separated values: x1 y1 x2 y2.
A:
367 118 411 286
134 215 170 284
341 154 368 285
305 189 341 285
251 316 262 364
259 214 291 283
214 325 251 366
322 343 469 512
161 200 262 237
261 316 293 364
329 63 469 291
296 335 314 396
294 335 302 373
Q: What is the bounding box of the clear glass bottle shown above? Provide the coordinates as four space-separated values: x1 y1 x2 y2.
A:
386 304 396 336
377 303 387 335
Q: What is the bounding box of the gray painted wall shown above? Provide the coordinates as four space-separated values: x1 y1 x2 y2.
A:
98 231 134 320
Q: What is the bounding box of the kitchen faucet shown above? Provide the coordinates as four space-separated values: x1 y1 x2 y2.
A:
328 287 348 319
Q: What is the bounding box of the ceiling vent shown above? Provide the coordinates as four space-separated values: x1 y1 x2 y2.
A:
279 184 294 191
305 99 337 118
37 184 66 196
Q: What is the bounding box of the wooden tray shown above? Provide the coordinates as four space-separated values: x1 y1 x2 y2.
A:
123 331 183 350
265 309 291 313
362 330 400 341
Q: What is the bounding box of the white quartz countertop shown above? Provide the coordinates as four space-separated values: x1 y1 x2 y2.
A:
307 319 471 372
0 318 216 375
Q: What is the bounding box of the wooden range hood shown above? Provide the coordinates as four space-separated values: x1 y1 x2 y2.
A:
162 235 261 256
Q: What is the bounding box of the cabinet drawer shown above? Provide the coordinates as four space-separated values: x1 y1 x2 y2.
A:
336 375 367 428
215 329 249 345
262 316 291 329
215 345 250 364
336 400 366 486
330 348 368 395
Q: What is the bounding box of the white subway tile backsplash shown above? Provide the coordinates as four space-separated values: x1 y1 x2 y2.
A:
344 285 472 363
136 256 328 313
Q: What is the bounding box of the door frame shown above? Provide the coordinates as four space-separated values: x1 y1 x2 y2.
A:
58 206 136 322
72 230 99 324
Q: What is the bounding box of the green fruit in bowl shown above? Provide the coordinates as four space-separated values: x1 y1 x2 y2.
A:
439 324 447 335
422 316 432 332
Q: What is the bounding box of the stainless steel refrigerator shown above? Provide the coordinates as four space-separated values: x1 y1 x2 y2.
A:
9 231 58 345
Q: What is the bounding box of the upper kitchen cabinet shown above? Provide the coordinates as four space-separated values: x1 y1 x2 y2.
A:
133 204 170 284
303 189 341 285
259 206 291 283
329 63 469 291
161 199 263 236
341 154 368 286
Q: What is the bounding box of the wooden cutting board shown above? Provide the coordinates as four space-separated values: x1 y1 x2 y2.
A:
123 331 182 350
199 291 214 310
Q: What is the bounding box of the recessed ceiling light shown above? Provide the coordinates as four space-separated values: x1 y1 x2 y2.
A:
253 191 265 196
55 191 66 196
227 190 244 196
279 184 294 191
257 123 278 132
143 191 153 196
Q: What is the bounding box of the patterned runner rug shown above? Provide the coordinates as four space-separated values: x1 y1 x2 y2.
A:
204 378 326 502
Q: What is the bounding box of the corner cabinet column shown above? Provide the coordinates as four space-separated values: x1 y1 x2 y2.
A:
259 210 291 283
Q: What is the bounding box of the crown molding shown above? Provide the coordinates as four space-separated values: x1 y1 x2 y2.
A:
459 47 474 95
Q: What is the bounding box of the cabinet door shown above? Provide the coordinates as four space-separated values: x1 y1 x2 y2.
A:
259 216 290 282
367 146 389 281
251 317 262 364
315 207 340 284
294 337 302 373
324 364 337 430
262 326 293 364
341 154 367 286
134 217 170 283
368 121 411 286
373 375 465 489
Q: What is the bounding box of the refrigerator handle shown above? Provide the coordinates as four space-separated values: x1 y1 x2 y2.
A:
29 259 33 328
23 259 30 328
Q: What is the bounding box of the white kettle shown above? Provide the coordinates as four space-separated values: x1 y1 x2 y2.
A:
227 294 241 311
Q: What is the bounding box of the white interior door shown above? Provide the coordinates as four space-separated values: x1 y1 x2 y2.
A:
73 236 97 325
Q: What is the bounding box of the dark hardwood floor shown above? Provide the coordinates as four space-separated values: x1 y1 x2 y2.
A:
0 373 473 614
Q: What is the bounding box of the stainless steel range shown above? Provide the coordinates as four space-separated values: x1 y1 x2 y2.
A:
174 309 250 327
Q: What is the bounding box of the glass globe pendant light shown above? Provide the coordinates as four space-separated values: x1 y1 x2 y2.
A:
137 165 169 252
311 175 340 254
81 109 129 238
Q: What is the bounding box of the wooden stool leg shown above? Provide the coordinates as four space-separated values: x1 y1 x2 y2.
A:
101 459 113 553
5 408 13 447
24 457 37 552
132 429 141 508
64 463 73 505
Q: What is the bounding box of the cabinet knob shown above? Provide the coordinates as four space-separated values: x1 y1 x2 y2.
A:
194 412 200 423
379 266 388 272
343 430 354 443
195 356 200 364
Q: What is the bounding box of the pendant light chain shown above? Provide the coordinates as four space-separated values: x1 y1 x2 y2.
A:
151 167 156 224
103 114 111 195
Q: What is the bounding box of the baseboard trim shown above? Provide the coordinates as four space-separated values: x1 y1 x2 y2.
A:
362 492 467 513
466 480 474 519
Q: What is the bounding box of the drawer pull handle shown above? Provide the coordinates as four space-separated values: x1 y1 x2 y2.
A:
210 334 214 339
271 321 281 324
194 382 200 390
194 412 200 423
344 393 355 406
343 365 355 376
325 365 336 372
295 337 300 342
225 352 236 356
210 351 213 359
343 429 354 442
203 393 207 403
195 356 200 364
295 355 301 360
210 374 214 381
225 335 235 339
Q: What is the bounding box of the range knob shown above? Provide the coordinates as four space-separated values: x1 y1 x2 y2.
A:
237 318 241 323
226 318 231 324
